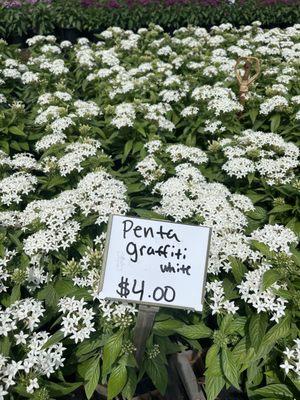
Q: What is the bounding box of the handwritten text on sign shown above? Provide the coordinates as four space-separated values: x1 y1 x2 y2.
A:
99 215 211 311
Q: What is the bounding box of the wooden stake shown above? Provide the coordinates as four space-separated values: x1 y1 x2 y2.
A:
167 352 206 400
133 305 159 367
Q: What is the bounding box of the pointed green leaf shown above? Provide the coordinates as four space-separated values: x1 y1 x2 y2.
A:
221 347 240 389
262 269 281 290
122 368 137 400
254 384 293 398
42 330 64 349
9 126 26 137
204 375 225 400
249 313 268 352
153 319 184 336
84 357 100 399
175 323 212 339
205 344 220 370
107 363 127 400
102 331 123 377
229 257 247 283
145 359 168 394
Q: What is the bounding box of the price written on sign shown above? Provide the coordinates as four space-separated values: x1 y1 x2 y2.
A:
99 215 212 311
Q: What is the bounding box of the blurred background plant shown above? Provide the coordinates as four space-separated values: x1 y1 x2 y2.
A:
1 0 300 44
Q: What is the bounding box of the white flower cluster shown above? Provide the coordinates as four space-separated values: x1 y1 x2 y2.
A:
0 153 39 171
0 93 7 104
251 224 298 255
280 338 300 379
111 103 136 128
136 140 208 185
13 169 127 254
165 144 208 164
238 264 287 322
0 298 45 336
0 172 38 205
0 250 16 293
98 299 137 327
192 85 243 115
220 130 299 184
143 103 175 131
57 139 103 176
0 328 65 395
136 155 166 185
260 95 289 115
206 281 238 315
74 99 102 118
58 297 95 343
22 198 80 256
75 170 129 224
33 95 101 150
152 163 254 274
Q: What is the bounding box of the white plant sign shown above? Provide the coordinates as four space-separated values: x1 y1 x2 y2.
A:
99 215 212 311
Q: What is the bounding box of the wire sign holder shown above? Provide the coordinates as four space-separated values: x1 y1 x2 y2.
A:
235 56 261 105
97 215 212 399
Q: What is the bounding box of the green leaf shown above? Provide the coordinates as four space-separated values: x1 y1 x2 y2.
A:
251 240 276 258
155 336 181 355
222 278 239 300
145 358 168 394
249 313 268 352
269 204 293 214
254 384 293 399
270 114 281 132
44 381 82 397
262 269 281 290
0 336 11 356
291 248 300 267
76 336 106 356
205 344 219 370
204 375 225 400
54 279 75 297
257 315 291 359
44 175 69 189
42 330 64 349
220 314 234 333
84 357 100 399
221 347 240 389
229 257 247 283
176 323 212 339
107 363 127 400
122 368 137 400
10 284 21 304
247 206 267 221
227 317 247 336
153 318 184 336
205 349 222 376
249 109 258 124
122 139 133 163
133 209 166 220
102 331 123 377
9 126 26 136
37 284 59 309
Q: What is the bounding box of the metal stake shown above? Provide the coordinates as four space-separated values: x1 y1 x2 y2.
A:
235 56 261 105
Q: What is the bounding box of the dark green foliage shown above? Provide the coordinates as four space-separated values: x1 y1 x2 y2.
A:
1 0 300 43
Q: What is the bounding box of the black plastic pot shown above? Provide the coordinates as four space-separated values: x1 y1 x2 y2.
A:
59 28 81 43
7 34 26 46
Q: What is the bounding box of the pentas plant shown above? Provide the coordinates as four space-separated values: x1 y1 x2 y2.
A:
134 139 300 399
0 23 299 400
0 140 132 398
